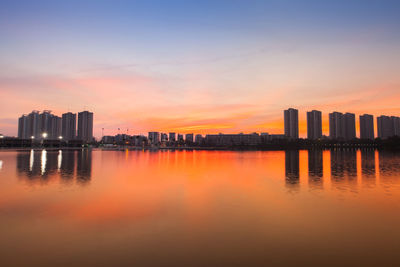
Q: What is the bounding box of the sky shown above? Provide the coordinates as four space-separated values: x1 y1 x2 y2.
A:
1 0 400 138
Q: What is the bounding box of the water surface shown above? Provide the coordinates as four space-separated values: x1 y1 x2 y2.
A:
1 149 400 266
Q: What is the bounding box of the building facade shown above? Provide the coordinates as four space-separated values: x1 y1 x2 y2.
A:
329 112 344 139
306 110 322 140
169 132 176 142
284 108 299 139
344 113 356 140
359 114 374 140
62 112 76 141
77 111 94 142
148 132 160 144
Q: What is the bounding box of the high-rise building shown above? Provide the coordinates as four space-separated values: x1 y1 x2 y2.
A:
359 114 374 140
62 112 76 141
344 113 356 140
77 111 94 142
195 134 203 144
18 110 61 140
185 133 194 143
18 115 28 139
148 132 160 144
306 110 322 140
392 116 400 136
284 108 299 139
160 133 168 142
377 115 394 139
169 132 176 142
329 112 345 139
27 111 40 139
39 110 53 138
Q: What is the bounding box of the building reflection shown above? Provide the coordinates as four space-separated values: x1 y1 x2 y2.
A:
361 149 376 188
308 150 323 190
16 149 92 185
330 149 357 192
378 150 400 188
77 149 92 184
285 150 299 190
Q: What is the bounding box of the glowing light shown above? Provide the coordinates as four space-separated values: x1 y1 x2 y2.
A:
59 136 63 139
57 150 62 170
42 132 48 138
41 149 47 175
29 149 34 171
0 160 3 170
31 136 34 139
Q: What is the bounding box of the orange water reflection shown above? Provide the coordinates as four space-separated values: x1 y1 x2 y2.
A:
1 149 400 266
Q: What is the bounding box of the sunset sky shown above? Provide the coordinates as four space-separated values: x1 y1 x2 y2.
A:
1 0 400 138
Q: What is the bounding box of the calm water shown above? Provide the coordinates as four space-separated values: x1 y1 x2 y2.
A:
1 149 400 266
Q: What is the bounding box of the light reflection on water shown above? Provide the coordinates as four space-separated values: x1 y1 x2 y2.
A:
1 148 400 266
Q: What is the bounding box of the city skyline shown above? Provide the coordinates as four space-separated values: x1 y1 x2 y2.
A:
1 1 400 138
12 108 400 141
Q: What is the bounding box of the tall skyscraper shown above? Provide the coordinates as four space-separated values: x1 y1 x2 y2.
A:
185 133 194 143
62 112 76 141
306 110 322 140
377 115 398 139
18 115 28 139
148 132 160 144
284 108 299 139
359 114 374 140
169 132 176 142
51 116 62 139
329 112 344 139
27 111 41 139
77 111 94 142
18 110 59 140
392 116 400 136
344 113 356 140
377 115 394 139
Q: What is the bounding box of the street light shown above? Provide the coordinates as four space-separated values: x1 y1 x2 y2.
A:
58 136 63 140
31 136 34 139
42 132 48 138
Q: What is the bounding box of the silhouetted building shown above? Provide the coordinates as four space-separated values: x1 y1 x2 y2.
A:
77 111 93 143
329 112 344 139
392 116 400 136
377 115 394 139
307 110 322 140
18 110 61 140
359 114 374 140
284 108 299 139
148 132 160 144
18 115 29 139
195 134 203 144
169 132 176 142
204 133 261 146
185 133 194 144
161 133 168 142
62 112 76 141
344 113 356 140
178 134 184 142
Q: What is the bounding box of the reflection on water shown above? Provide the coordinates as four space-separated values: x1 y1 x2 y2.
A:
3 149 400 266
308 150 323 191
12 148 400 191
285 150 299 190
16 149 92 184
